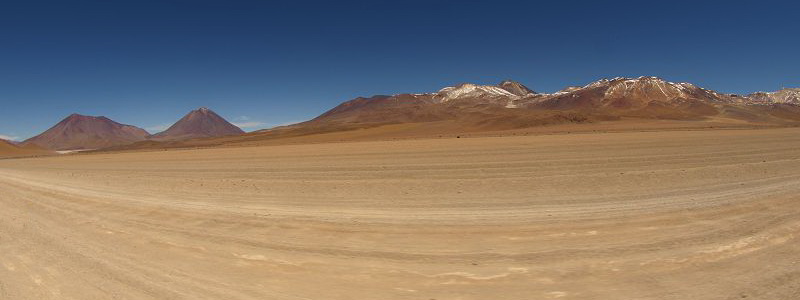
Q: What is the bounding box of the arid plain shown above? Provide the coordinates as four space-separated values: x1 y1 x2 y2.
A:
1 127 800 300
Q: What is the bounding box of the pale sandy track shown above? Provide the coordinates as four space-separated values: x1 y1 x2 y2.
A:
1 128 800 299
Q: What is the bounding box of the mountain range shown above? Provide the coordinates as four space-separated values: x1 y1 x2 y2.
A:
13 76 800 152
22 108 243 150
307 76 800 130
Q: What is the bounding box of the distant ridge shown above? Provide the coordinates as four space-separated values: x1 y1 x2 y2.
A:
23 114 149 150
747 88 800 105
310 76 800 128
150 107 244 141
1 138 51 158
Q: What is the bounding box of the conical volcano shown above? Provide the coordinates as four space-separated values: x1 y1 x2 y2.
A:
150 107 244 141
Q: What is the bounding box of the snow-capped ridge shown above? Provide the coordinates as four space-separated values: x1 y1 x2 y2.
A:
435 80 536 102
583 76 695 89
747 88 800 104
437 83 519 102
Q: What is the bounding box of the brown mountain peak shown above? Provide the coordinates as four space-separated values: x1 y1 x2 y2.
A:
23 114 149 150
150 107 245 141
498 80 536 96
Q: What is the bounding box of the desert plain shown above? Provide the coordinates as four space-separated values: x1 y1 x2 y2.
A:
1 125 799 300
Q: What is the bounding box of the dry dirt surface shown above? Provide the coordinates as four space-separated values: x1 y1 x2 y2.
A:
1 128 799 299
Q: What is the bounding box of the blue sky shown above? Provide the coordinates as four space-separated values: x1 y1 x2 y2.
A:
1 0 798 140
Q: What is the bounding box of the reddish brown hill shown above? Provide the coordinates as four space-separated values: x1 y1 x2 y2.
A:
1 139 51 158
0 139 22 156
23 114 149 150
498 80 536 96
310 81 542 127
310 94 445 124
150 107 244 141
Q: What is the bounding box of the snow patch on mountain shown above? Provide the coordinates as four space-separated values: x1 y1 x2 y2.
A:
437 83 520 102
748 88 800 104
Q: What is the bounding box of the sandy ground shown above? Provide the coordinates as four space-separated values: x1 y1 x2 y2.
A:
1 127 799 299
125 117 786 151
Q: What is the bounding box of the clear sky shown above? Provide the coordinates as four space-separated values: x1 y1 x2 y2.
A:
1 0 798 140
